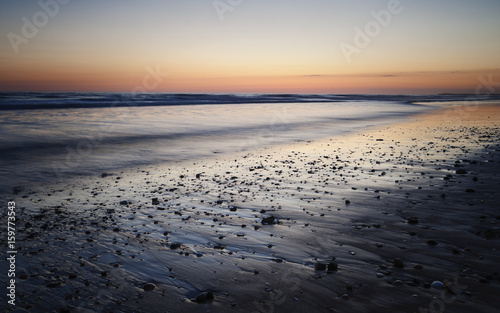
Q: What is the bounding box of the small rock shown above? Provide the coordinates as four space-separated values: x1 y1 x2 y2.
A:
195 291 214 303
261 216 275 225
377 273 384 278
152 198 160 205
327 262 338 272
392 280 404 286
170 243 181 250
456 169 468 174
465 189 475 193
407 217 419 225
144 283 156 291
393 258 405 268
345 200 351 205
340 294 350 300
46 281 62 288
315 262 327 271
414 264 424 270
427 240 438 246
119 200 129 205
431 281 444 289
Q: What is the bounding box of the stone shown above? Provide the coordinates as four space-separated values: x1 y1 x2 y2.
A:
341 294 350 300
195 291 214 303
261 216 275 225
393 258 404 268
315 262 327 271
327 262 338 272
144 283 156 291
170 243 181 250
407 217 419 225
431 281 444 289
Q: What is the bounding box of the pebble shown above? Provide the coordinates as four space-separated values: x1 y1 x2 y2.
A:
341 294 350 300
315 262 327 271
195 291 214 303
414 264 424 270
327 262 338 272
407 217 419 225
170 243 181 250
144 283 156 291
431 281 444 289
392 280 404 286
377 273 384 278
393 258 404 268
427 240 438 246
261 216 275 225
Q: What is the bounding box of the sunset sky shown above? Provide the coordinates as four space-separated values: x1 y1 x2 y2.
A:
1 0 499 94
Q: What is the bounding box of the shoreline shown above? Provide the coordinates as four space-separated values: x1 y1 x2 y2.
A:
1 104 499 312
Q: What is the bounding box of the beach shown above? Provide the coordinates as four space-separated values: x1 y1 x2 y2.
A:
1 103 500 313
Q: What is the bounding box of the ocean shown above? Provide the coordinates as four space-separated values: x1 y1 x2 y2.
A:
0 92 496 193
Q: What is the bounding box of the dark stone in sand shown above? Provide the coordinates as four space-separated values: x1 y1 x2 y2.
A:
113 228 120 232
144 283 156 291
69 274 77 280
456 169 468 174
261 216 275 225
46 281 62 288
229 206 237 212
407 217 419 225
101 173 112 178
484 229 498 239
120 200 129 205
427 240 438 246
170 243 181 250
341 294 350 300
315 262 327 271
327 262 338 272
414 264 423 270
195 291 214 303
152 198 160 205
213 245 225 250
465 189 475 193
393 258 404 268
345 200 351 205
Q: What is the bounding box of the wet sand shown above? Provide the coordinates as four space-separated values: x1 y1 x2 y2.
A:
2 104 500 313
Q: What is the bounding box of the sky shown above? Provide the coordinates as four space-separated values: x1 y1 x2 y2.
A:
0 0 499 94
